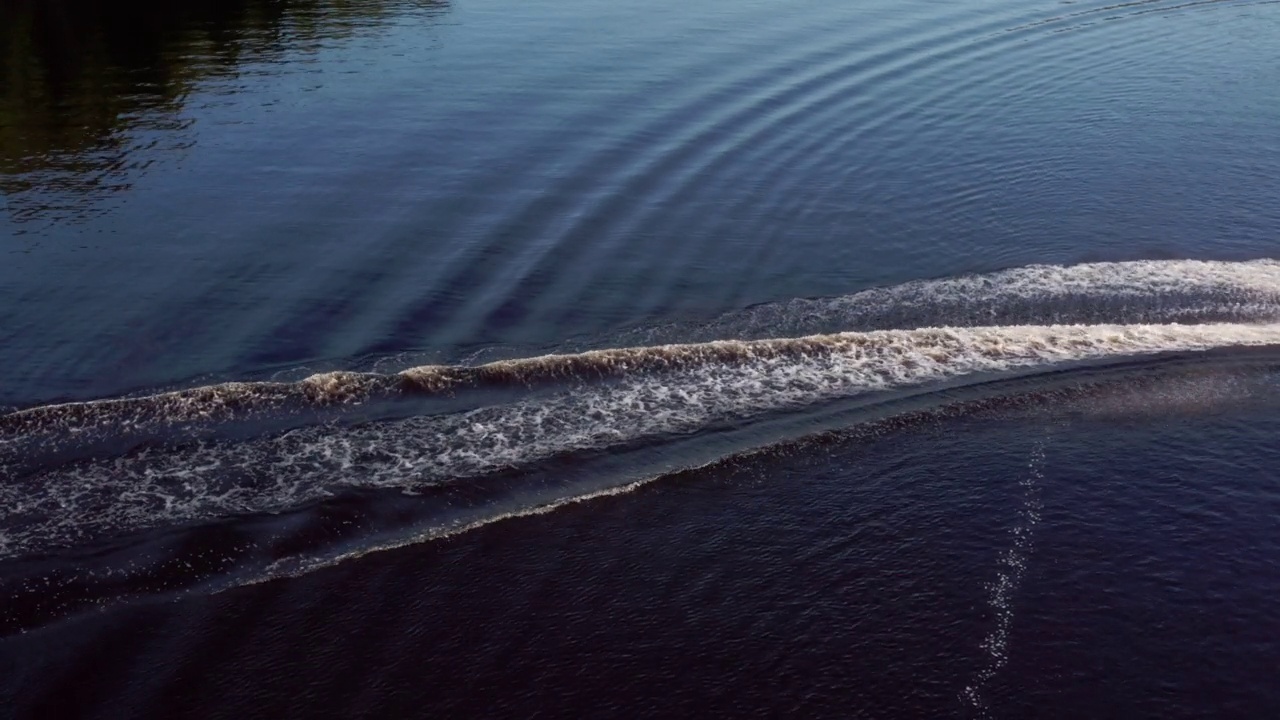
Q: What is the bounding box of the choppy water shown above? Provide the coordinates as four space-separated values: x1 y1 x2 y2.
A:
3 0 1280 717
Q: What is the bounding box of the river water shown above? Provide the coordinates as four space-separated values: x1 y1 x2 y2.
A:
2 0 1279 717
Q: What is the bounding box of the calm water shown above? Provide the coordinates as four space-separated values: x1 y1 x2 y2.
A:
2 0 1280 716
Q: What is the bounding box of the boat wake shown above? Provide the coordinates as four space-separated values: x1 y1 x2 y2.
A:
2 259 1280 632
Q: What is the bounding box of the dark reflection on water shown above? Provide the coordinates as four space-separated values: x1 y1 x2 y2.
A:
0 0 445 227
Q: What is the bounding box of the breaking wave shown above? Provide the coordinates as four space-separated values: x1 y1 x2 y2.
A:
3 259 1280 562
7 259 1280 450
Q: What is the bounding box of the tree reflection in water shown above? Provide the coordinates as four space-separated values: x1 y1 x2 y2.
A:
0 0 444 228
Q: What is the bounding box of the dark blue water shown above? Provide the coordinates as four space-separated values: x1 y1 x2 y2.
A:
3 0 1280 717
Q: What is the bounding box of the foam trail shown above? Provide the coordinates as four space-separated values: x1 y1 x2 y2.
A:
627 258 1280 342
962 439 1046 717
4 259 1279 452
3 321 1280 557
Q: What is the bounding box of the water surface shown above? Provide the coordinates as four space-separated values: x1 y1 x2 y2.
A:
2 0 1280 716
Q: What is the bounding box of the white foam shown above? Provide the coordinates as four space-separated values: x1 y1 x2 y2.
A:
657 258 1280 342
6 258 1280 453
802 259 1280 313
962 439 1045 716
4 320 1280 557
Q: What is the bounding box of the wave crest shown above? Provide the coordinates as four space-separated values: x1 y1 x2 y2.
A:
4 259 1280 559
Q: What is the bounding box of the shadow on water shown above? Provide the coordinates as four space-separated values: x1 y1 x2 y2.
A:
0 0 447 229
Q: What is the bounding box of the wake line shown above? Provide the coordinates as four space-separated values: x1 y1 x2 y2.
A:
661 258 1280 342
4 258 1280 437
4 320 1280 560
394 321 1280 400
5 319 1280 444
5 318 1280 448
